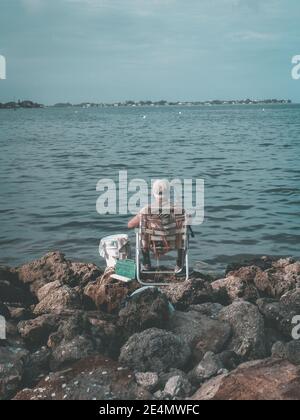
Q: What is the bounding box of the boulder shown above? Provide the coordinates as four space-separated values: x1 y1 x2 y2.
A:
9 307 32 321
18 314 59 348
17 252 102 297
257 297 298 338
33 281 80 315
253 259 300 298
286 340 300 365
218 351 241 371
188 352 224 385
164 374 193 399
162 277 214 310
219 258 300 301
0 346 29 400
271 341 288 359
188 303 224 319
119 328 191 373
47 312 100 370
118 288 171 338
50 335 96 371
211 266 260 303
69 261 102 288
0 266 33 305
0 302 10 319
23 347 51 386
135 372 159 392
14 355 152 400
225 256 276 274
84 270 138 314
191 358 300 400
219 301 267 361
168 310 231 363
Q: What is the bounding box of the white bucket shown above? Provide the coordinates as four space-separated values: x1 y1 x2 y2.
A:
99 234 131 268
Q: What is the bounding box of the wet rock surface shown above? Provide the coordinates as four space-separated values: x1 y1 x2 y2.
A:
0 253 299 400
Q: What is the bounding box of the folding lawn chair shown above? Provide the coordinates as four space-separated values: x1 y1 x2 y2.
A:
136 208 190 286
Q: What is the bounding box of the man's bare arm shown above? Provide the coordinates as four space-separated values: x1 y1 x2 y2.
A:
128 214 140 229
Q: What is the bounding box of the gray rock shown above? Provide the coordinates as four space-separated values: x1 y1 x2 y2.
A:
118 288 171 338
257 298 297 338
135 372 159 392
153 390 169 400
188 303 224 319
164 375 192 398
47 312 100 370
157 369 188 391
23 346 51 385
218 351 241 371
119 328 191 373
0 346 29 400
189 352 223 385
0 301 10 319
51 335 96 370
168 310 231 362
219 301 267 361
271 341 287 359
286 340 300 365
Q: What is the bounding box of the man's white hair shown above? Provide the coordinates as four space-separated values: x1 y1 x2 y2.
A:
152 179 170 201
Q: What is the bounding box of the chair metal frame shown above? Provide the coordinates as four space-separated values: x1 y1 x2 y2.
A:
135 213 190 286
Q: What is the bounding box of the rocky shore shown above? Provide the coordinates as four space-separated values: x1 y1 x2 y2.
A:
1 252 300 400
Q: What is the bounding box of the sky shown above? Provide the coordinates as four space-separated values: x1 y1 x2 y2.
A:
0 0 299 104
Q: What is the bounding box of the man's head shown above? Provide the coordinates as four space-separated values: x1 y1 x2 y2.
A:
152 179 170 205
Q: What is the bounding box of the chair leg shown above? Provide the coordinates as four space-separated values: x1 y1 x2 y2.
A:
185 251 189 281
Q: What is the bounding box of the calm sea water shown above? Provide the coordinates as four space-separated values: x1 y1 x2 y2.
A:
0 105 299 272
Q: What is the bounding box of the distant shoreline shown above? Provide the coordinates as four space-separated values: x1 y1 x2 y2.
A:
0 99 293 110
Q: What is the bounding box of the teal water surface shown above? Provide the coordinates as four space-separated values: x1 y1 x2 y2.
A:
0 104 299 271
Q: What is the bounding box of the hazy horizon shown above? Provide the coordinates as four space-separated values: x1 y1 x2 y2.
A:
0 0 299 104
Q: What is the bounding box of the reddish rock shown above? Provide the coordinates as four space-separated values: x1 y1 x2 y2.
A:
33 281 80 315
191 358 300 400
162 277 214 310
212 266 261 302
84 269 138 314
14 355 152 400
213 258 300 302
18 315 59 348
17 252 102 297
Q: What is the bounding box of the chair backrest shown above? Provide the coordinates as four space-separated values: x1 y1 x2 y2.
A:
140 207 187 257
